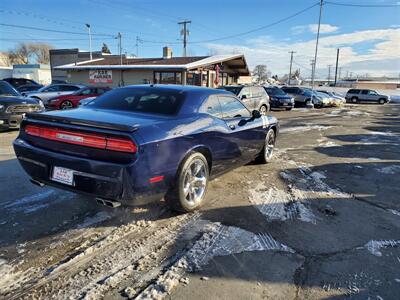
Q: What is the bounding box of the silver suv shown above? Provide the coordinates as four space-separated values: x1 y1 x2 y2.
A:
218 85 270 115
345 89 390 104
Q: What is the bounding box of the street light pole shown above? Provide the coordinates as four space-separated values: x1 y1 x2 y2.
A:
311 0 324 92
85 24 92 60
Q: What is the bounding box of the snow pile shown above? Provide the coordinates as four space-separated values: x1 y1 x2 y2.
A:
136 223 293 299
364 240 400 256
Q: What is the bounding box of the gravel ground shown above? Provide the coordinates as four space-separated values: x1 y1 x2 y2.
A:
0 103 399 300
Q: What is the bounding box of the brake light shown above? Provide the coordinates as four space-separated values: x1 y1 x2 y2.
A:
24 125 137 153
106 137 137 153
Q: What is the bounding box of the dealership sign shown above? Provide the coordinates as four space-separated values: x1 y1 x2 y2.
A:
89 70 112 83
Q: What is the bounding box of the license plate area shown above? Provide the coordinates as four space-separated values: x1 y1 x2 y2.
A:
51 166 74 186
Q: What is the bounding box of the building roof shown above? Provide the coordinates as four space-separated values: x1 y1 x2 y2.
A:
54 54 250 75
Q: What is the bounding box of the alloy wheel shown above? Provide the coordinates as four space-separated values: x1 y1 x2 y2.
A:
182 158 207 207
265 130 275 160
61 101 73 110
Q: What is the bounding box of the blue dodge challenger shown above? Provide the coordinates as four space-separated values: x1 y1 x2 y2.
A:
13 85 279 212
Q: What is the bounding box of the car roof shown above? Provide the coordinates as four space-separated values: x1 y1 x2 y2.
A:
122 84 232 96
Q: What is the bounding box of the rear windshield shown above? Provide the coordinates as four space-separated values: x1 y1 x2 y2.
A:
0 81 20 96
218 86 242 95
88 87 185 115
265 87 286 96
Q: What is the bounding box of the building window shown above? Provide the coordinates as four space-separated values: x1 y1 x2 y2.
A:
154 72 182 84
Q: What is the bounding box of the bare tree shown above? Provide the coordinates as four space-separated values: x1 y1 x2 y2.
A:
6 42 53 65
29 43 53 64
253 65 268 83
0 52 11 66
8 43 31 64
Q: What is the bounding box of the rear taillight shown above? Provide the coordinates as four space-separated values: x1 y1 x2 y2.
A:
24 125 137 153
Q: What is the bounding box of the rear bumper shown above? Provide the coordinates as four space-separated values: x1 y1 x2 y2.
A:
0 114 24 129
270 100 294 109
13 138 168 205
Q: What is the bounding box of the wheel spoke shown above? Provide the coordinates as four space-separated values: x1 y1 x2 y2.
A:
193 176 206 187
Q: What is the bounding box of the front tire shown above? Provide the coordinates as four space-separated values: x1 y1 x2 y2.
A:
165 152 209 212
60 100 74 110
378 98 385 105
256 128 276 164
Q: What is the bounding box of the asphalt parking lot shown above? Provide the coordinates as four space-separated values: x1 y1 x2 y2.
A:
0 103 399 299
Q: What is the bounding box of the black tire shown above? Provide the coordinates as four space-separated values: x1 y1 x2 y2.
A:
256 128 276 164
165 152 209 212
285 107 292 111
378 98 385 105
60 100 74 110
351 97 358 103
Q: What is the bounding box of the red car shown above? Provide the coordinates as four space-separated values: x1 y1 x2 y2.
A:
46 86 111 110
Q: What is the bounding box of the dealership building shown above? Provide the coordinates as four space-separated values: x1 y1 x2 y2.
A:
54 47 250 88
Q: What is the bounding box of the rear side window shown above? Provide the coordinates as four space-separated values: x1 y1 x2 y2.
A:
45 85 61 92
89 87 185 115
348 89 360 94
200 95 222 118
62 85 80 91
282 87 298 94
218 95 251 119
241 87 251 98
361 90 369 95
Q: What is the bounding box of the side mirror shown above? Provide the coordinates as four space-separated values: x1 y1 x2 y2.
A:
252 110 261 119
241 95 247 100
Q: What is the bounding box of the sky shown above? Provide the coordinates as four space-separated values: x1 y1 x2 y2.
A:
0 0 399 78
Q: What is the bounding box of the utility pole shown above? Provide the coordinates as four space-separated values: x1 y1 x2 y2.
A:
327 64 332 83
334 48 340 86
117 32 122 65
311 0 324 92
135 36 141 57
178 20 191 57
288 51 296 85
85 24 92 60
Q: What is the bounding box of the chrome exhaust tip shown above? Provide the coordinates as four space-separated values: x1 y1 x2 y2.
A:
30 178 45 187
96 197 121 208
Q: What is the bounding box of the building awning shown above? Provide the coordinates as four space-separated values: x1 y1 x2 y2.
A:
54 54 250 76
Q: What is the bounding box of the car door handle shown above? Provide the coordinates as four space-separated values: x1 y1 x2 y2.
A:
229 124 236 130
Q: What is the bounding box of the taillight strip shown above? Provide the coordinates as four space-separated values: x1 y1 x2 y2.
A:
24 125 137 153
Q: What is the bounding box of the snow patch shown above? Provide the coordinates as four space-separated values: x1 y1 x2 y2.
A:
136 223 293 299
76 211 112 229
377 165 400 175
388 209 400 217
4 190 75 213
280 125 332 134
248 183 316 224
364 240 400 256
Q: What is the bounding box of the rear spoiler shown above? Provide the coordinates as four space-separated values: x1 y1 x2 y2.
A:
25 112 139 133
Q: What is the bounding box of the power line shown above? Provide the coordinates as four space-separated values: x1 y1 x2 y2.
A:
325 1 400 7
188 2 320 44
0 23 114 37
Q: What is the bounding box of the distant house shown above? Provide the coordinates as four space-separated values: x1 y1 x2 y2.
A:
54 47 250 88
